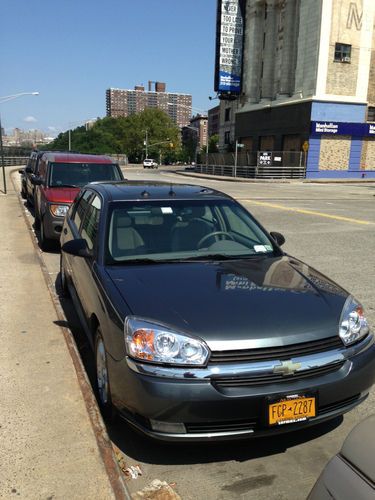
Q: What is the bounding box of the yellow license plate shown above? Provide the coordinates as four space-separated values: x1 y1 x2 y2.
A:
268 396 316 426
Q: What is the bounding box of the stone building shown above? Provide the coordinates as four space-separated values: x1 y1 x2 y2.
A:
221 0 375 178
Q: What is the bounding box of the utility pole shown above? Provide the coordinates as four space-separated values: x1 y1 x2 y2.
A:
68 129 71 151
144 129 148 158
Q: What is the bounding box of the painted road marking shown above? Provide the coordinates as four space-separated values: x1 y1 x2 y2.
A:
242 200 374 226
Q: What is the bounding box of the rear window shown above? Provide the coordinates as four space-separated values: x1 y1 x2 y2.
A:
48 162 122 187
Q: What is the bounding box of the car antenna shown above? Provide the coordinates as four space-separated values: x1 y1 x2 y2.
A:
169 184 176 197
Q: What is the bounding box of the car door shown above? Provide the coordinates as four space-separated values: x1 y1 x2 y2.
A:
62 189 93 285
73 193 102 321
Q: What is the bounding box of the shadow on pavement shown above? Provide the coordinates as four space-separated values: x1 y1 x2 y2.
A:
107 415 343 465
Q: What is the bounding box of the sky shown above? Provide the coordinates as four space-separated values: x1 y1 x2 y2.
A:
0 0 217 136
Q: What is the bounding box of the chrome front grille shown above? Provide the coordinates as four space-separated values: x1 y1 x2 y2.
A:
212 361 345 388
209 336 344 364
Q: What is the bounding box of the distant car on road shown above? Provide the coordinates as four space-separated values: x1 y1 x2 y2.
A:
60 181 375 441
143 158 158 169
31 152 124 250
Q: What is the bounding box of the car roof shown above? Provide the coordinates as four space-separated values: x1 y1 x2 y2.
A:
40 152 114 164
86 181 233 202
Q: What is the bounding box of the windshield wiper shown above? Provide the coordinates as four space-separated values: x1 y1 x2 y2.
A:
112 258 166 265
177 254 257 261
52 183 79 188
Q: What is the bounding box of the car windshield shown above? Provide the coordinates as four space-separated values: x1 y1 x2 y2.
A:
49 162 122 188
105 199 278 264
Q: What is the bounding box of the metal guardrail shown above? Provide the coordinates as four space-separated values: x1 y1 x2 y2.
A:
2 157 29 167
196 164 306 179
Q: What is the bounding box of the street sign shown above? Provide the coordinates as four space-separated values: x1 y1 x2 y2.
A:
258 151 272 166
302 141 309 152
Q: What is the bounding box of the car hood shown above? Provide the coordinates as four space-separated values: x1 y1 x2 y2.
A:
106 256 348 349
43 187 80 204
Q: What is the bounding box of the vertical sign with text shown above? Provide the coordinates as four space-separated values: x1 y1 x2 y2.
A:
215 0 246 95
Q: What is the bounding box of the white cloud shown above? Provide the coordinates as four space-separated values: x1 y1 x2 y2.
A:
47 126 58 132
23 115 37 123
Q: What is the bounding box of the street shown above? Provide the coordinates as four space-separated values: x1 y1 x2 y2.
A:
17 167 375 499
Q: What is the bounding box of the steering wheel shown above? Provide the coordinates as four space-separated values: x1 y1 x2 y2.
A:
197 231 234 249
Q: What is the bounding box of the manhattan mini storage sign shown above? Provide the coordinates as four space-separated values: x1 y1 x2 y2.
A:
311 121 375 136
215 0 246 94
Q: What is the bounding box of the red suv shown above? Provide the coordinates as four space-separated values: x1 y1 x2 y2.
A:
32 152 124 249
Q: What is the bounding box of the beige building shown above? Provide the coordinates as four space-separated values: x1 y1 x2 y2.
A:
218 0 375 178
106 82 192 128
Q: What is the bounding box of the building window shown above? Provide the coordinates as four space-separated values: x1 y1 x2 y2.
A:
225 108 231 122
334 43 351 63
367 107 375 122
224 131 230 144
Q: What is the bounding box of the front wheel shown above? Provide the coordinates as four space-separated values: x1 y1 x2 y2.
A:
59 255 70 297
95 329 115 421
39 217 53 251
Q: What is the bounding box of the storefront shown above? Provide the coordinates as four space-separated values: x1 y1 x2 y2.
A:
306 120 375 178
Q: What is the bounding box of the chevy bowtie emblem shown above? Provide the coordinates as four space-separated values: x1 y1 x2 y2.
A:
273 360 302 376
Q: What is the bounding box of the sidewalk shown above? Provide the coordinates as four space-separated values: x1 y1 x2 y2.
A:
0 171 128 499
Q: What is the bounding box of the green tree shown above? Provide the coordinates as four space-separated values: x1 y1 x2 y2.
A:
44 109 181 162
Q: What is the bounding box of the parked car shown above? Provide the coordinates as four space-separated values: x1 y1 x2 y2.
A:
143 158 158 169
308 414 375 499
19 167 27 199
23 150 45 205
60 181 375 441
32 152 124 250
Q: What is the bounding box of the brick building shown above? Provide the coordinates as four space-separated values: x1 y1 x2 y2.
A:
106 82 192 128
220 0 375 178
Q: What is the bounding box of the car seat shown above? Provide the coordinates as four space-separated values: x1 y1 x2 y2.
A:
171 206 212 251
110 214 145 258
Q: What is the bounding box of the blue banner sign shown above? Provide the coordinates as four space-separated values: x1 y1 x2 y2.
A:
215 0 246 94
311 121 375 136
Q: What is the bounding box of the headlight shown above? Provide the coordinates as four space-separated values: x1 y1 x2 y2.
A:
125 317 210 366
50 204 69 217
339 296 370 345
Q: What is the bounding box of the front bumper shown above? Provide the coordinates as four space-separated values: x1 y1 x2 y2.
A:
108 335 375 441
43 208 68 240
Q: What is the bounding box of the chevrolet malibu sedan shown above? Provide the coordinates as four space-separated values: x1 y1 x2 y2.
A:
60 181 375 441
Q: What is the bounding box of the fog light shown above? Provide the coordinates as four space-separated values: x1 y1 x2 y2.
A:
150 419 186 434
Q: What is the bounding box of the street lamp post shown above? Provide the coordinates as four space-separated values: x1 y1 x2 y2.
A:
0 92 39 194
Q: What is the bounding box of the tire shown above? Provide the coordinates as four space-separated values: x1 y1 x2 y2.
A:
39 216 53 251
59 255 70 297
95 329 116 421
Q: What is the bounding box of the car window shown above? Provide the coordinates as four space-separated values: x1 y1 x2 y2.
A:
72 190 93 230
79 195 101 251
106 200 276 263
48 162 122 187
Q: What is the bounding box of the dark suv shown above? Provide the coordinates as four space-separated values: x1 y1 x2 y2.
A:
32 152 124 250
21 150 45 204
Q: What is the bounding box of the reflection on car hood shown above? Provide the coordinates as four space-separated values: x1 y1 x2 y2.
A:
43 187 80 204
106 256 348 348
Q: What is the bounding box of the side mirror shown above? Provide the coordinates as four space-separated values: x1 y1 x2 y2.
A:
31 176 43 186
18 169 25 174
25 167 33 174
61 239 92 258
270 231 286 247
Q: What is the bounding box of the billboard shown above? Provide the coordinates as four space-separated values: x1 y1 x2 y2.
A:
311 121 375 136
214 0 246 96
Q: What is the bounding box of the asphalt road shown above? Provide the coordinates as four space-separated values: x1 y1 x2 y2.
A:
19 167 375 500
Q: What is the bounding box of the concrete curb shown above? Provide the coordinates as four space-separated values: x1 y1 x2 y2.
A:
10 168 132 500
